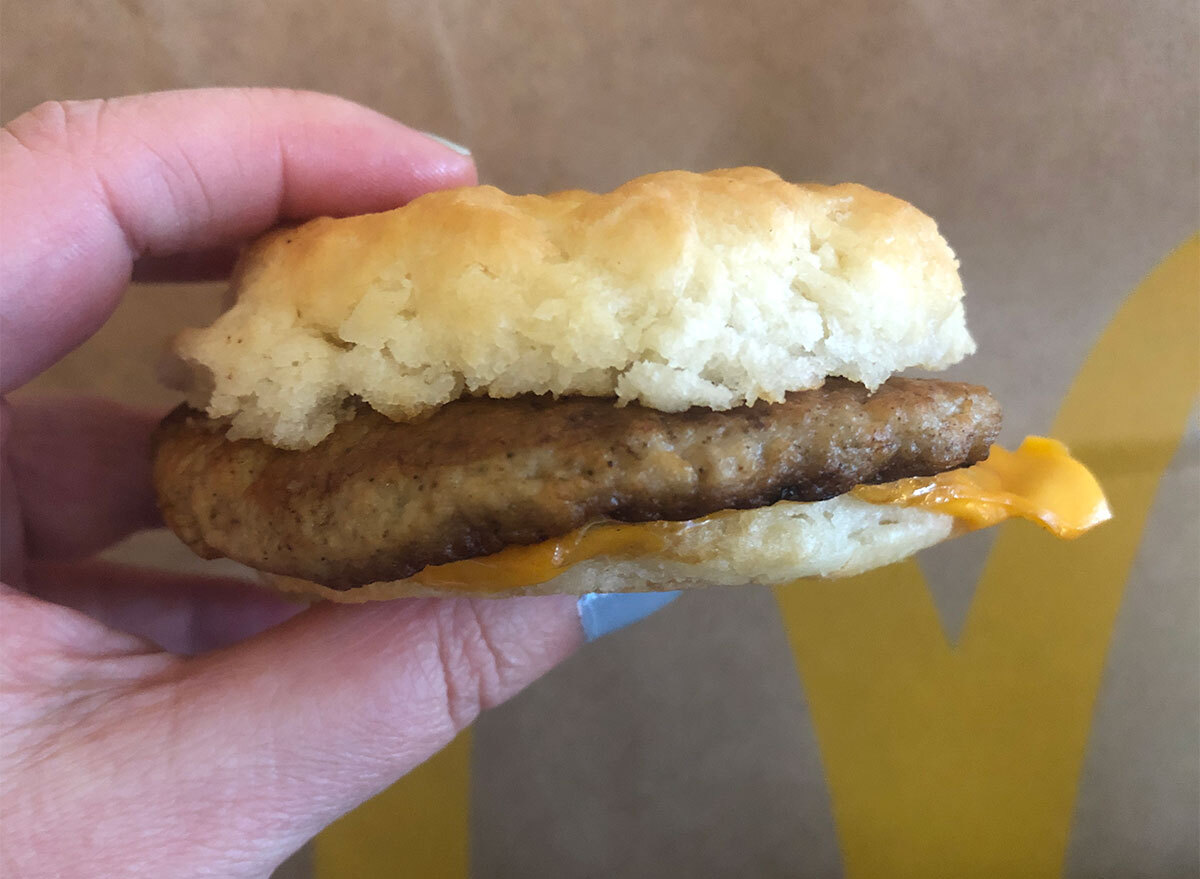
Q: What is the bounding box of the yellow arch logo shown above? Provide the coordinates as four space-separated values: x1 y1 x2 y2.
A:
316 236 1199 878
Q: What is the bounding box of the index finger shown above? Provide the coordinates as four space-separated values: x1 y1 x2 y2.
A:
0 88 476 391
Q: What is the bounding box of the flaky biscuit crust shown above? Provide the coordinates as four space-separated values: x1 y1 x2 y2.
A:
174 168 973 448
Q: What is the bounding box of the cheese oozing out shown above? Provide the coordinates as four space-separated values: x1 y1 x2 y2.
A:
406 436 1111 593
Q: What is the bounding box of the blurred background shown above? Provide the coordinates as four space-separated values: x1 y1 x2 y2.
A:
3 2 1197 877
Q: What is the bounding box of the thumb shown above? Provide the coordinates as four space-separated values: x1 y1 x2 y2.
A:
166 595 581 871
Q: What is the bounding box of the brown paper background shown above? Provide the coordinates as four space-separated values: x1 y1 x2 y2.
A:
3 2 1197 876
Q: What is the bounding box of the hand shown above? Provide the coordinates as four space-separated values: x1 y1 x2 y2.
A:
0 89 597 878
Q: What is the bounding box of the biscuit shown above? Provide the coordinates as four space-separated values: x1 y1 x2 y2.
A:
174 168 973 449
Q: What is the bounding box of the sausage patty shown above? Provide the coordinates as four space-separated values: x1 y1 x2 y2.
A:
153 378 1002 589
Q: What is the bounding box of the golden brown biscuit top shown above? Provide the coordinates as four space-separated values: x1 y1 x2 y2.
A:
174 167 973 448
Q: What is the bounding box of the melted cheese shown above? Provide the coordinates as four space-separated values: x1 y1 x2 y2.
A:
850 436 1111 538
410 436 1111 592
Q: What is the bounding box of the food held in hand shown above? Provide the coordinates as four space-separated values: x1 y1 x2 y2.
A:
153 168 1109 599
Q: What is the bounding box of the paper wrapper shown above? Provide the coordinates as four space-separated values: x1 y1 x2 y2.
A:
5 1 1196 876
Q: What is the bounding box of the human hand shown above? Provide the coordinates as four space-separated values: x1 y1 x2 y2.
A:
0 88 673 878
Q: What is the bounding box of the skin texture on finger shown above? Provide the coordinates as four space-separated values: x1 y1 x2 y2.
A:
0 88 477 391
0 592 582 879
0 584 176 740
22 560 303 655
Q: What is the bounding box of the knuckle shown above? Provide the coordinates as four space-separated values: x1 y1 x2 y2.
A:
433 600 507 731
3 98 111 156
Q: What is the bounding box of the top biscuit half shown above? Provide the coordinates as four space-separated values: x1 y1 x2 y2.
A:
173 167 974 449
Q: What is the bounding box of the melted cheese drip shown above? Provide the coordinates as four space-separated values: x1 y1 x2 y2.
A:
410 436 1111 593
851 436 1111 537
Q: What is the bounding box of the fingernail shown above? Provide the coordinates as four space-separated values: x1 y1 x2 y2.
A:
577 591 681 641
421 131 472 156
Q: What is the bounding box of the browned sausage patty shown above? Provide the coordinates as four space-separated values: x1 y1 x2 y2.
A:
154 378 1001 589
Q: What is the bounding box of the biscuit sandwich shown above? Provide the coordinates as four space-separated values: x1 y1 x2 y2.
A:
152 167 1109 601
